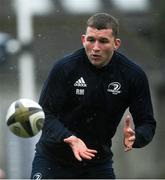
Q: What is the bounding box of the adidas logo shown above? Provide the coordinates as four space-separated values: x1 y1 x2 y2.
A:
74 77 87 87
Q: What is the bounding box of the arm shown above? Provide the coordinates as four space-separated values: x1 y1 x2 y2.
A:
127 71 156 149
40 62 97 160
39 63 73 143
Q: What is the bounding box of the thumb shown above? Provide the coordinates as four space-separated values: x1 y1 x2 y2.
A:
64 138 70 143
124 115 132 129
64 135 77 145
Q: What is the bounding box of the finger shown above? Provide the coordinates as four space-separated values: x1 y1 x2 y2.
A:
128 136 135 142
124 115 131 129
63 138 71 144
126 128 135 135
125 147 132 152
83 151 96 158
63 139 69 143
73 151 82 161
124 145 132 152
86 149 97 154
80 152 93 160
124 135 135 146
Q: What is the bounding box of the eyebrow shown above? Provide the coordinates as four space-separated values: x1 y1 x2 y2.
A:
87 36 110 41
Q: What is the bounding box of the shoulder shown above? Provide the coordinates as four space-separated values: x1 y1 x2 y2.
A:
52 48 85 72
46 48 86 82
114 51 147 79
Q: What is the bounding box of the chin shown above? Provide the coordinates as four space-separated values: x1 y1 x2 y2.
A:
92 62 102 68
89 59 102 67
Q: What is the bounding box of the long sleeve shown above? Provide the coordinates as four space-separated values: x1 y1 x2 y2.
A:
39 62 73 143
129 71 156 148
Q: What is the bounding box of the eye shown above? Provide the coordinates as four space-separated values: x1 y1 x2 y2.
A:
87 37 95 43
99 38 109 44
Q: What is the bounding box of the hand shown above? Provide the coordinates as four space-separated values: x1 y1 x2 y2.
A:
64 135 97 161
123 115 136 152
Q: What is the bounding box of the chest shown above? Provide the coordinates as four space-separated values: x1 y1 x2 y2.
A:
67 68 130 112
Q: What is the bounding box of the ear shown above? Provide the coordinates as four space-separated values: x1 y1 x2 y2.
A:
81 34 86 45
114 38 121 50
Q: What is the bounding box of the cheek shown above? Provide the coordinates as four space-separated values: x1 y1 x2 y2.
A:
102 46 113 53
102 47 114 57
84 42 92 51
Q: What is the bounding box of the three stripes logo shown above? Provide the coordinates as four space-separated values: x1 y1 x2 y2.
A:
74 77 87 87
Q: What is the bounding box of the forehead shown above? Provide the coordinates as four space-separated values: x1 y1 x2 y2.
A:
86 27 114 38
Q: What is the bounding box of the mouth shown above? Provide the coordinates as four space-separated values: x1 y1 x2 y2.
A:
90 54 102 60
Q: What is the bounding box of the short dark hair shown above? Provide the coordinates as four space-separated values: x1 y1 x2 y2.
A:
86 13 119 38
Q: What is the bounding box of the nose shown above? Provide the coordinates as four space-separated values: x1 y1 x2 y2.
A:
93 41 100 51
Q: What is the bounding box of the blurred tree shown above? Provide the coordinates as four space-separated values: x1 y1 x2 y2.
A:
150 0 165 94
151 0 165 57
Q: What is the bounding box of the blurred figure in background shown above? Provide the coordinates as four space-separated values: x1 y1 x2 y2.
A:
0 168 5 179
31 13 156 179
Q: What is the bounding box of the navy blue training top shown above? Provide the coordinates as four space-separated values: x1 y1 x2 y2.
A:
36 48 156 166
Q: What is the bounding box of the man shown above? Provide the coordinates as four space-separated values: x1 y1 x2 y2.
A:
31 13 156 179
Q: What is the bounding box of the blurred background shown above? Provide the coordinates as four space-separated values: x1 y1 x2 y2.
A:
0 0 164 178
